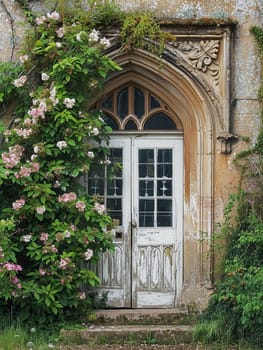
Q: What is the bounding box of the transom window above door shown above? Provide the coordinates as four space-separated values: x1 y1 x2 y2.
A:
97 84 182 131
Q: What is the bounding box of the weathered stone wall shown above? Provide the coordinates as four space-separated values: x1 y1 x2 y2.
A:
0 0 262 309
0 0 26 62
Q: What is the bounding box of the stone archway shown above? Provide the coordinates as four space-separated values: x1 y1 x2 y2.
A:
89 45 221 307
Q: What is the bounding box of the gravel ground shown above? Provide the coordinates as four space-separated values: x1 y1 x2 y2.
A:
59 344 238 349
60 345 196 349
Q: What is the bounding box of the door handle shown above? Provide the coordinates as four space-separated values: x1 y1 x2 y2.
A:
132 220 137 228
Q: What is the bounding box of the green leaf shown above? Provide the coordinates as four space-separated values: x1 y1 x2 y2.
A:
67 139 76 146
40 195 46 204
105 125 112 133
98 68 107 78
45 298 51 307
51 306 58 314
71 168 79 177
45 148 52 155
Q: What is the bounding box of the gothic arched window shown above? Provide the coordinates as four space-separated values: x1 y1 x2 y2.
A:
98 84 180 131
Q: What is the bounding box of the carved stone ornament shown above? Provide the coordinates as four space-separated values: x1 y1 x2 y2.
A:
217 132 239 154
166 39 220 85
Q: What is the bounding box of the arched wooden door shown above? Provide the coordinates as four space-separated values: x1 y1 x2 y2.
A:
89 84 184 308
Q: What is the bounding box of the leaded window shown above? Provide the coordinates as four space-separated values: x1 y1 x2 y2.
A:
98 84 178 131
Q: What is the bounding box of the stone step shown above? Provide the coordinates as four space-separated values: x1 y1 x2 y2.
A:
61 324 194 346
92 308 195 325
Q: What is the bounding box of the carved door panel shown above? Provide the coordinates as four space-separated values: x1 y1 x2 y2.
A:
90 135 183 308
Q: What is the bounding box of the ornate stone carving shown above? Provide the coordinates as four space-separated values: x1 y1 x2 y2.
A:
217 132 239 154
166 39 220 85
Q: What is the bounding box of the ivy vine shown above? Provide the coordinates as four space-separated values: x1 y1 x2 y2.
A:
194 25 263 347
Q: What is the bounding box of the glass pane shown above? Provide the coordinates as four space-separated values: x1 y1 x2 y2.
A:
107 198 122 211
157 199 172 226
139 164 154 178
139 149 154 163
157 164 172 178
157 199 172 211
157 180 172 196
139 149 154 178
139 199 154 227
157 149 173 178
107 179 122 196
134 88 145 118
157 213 172 226
117 87 128 119
110 148 122 163
108 211 122 225
88 179 104 195
109 148 122 177
139 214 154 227
144 113 177 130
103 114 119 130
139 180 154 197
140 199 154 211
89 165 105 178
107 198 122 225
125 119 137 130
158 149 172 163
101 95 113 110
150 95 161 109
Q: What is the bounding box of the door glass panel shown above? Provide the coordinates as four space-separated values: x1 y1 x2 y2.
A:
139 180 154 197
157 213 172 226
87 148 123 226
139 149 154 178
110 148 123 177
139 149 154 163
157 149 173 178
157 200 172 226
139 199 154 227
107 198 122 225
157 199 172 211
157 180 172 196
88 179 104 196
138 148 174 228
107 179 122 196
139 163 154 178
107 148 123 225
89 164 104 178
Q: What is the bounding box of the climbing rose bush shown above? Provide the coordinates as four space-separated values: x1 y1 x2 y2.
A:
0 9 120 325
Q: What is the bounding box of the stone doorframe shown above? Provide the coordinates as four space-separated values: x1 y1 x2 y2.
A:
93 22 236 307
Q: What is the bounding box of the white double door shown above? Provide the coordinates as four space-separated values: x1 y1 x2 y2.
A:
94 134 183 308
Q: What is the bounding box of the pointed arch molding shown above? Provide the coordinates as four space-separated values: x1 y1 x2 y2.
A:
102 52 215 284
106 24 234 136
